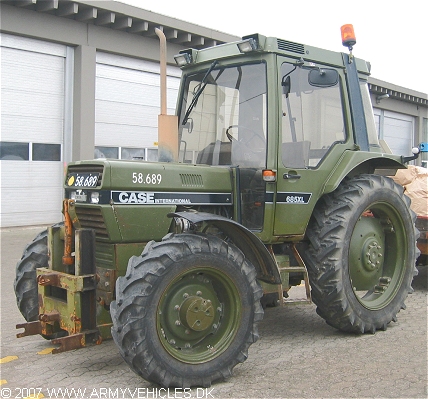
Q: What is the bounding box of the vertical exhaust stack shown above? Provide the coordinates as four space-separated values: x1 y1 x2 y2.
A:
155 28 179 162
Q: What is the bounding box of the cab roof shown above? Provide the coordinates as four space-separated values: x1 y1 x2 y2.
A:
177 33 371 75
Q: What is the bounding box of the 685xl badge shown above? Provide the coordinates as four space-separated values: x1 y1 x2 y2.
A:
67 172 100 188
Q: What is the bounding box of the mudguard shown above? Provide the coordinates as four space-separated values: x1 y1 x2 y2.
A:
168 211 281 284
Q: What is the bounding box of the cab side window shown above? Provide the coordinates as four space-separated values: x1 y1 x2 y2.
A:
281 63 345 168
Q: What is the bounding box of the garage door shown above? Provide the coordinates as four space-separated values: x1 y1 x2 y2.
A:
95 52 180 161
373 108 414 156
0 33 70 227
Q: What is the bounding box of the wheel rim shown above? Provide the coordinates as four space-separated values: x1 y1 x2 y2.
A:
349 202 407 310
157 267 241 364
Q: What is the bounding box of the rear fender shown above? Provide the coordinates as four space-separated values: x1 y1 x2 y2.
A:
323 151 406 195
168 211 281 284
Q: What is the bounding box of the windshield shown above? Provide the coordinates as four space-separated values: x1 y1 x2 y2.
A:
178 62 267 168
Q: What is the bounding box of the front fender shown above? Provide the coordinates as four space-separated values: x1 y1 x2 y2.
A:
168 211 281 284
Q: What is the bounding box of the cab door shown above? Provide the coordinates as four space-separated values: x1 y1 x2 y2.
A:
273 58 350 237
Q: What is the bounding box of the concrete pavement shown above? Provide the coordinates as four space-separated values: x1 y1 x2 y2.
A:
1 226 426 399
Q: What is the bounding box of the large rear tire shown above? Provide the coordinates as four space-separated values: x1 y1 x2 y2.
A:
111 233 263 388
14 229 49 322
304 175 418 333
14 225 67 339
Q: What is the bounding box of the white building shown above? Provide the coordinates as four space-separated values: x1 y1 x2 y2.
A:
1 0 427 227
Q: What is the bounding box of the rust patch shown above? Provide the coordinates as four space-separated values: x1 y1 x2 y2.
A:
16 321 42 338
39 311 60 323
38 293 44 307
62 199 75 266
37 273 60 287
51 333 85 354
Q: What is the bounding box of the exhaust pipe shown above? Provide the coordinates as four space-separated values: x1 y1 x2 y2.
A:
155 28 178 162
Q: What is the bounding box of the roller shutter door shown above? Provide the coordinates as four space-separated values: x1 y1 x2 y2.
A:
373 108 414 156
0 33 67 227
95 52 180 160
383 111 414 156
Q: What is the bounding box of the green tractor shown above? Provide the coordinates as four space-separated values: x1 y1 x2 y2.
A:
15 25 420 388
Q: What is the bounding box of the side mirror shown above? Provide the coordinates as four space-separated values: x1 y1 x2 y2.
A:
282 75 291 98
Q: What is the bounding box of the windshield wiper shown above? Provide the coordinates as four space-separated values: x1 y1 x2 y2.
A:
182 60 218 125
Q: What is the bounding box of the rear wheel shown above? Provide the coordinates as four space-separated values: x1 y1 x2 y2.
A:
111 233 263 388
304 175 418 333
14 229 49 322
14 225 66 339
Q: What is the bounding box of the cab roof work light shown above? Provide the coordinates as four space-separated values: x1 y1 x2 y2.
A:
341 24 356 50
237 38 258 53
174 52 192 66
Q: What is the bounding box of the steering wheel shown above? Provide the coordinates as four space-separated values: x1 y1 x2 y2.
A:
225 125 266 166
226 125 265 146
226 125 238 142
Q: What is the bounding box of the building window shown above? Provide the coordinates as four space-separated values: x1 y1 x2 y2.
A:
94 146 119 159
32 143 61 161
121 147 145 160
146 148 158 162
0 142 29 160
94 146 155 160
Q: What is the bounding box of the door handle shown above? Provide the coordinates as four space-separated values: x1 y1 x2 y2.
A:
283 173 301 180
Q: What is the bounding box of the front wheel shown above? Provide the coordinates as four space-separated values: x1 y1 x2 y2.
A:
111 233 263 388
304 175 418 333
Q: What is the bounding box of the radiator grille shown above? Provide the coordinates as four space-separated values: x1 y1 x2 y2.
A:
95 243 115 269
75 206 109 239
277 39 305 54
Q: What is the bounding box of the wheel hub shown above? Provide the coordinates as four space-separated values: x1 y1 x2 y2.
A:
158 273 223 351
179 296 215 332
362 239 383 271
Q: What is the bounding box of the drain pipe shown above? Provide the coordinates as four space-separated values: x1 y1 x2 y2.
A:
155 28 178 162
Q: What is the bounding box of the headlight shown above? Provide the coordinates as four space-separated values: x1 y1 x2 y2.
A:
90 192 100 204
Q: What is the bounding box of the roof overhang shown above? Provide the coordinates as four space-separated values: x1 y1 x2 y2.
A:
1 0 239 49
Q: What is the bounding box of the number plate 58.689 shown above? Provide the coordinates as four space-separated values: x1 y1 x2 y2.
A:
66 173 100 187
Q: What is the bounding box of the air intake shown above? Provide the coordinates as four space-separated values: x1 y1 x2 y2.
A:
180 173 204 187
277 39 305 54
